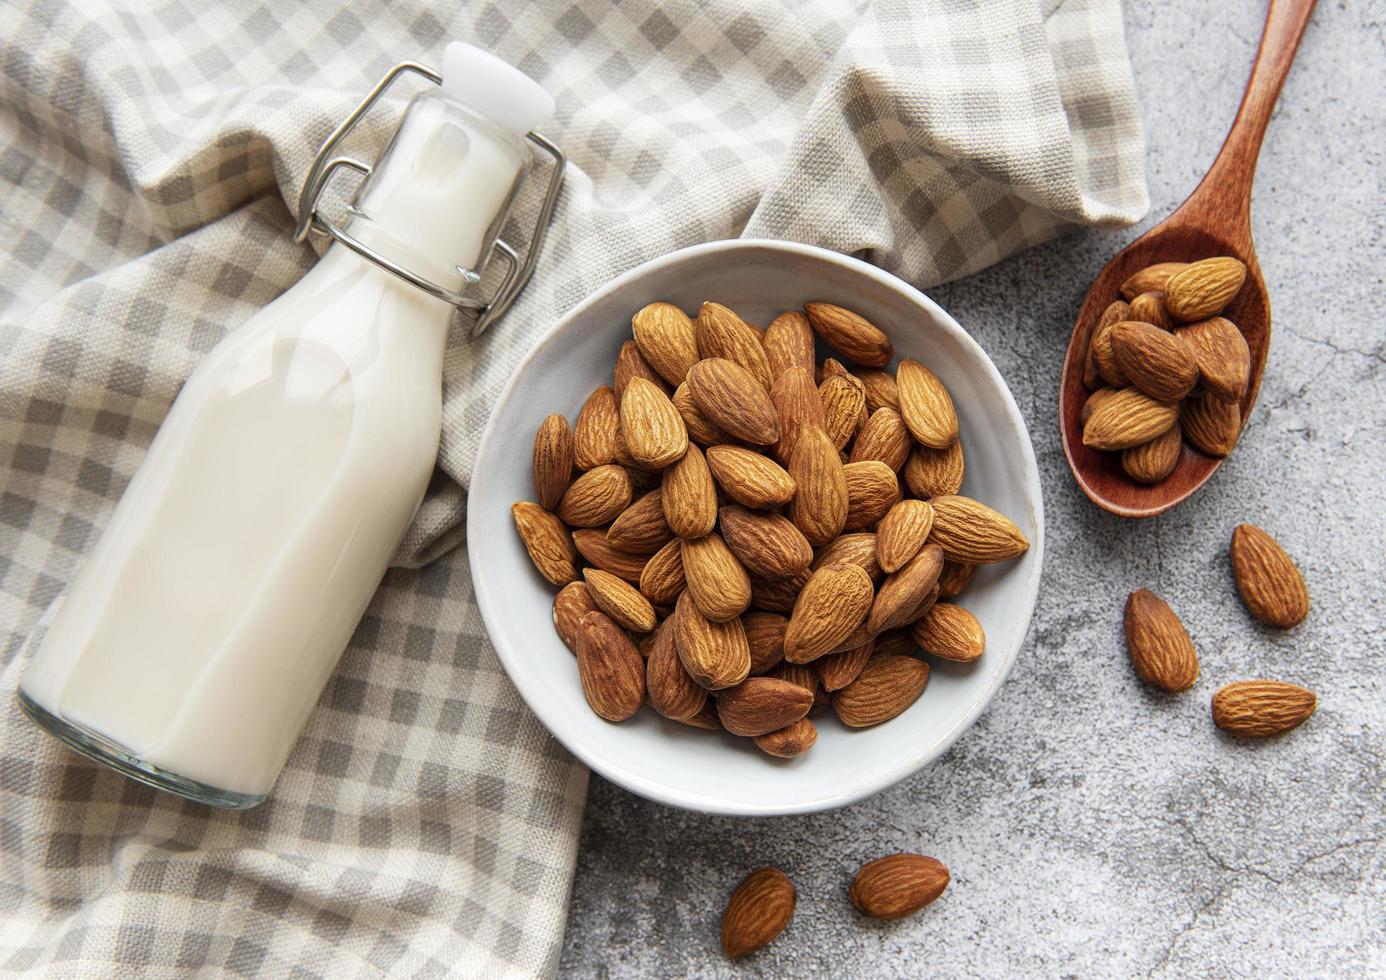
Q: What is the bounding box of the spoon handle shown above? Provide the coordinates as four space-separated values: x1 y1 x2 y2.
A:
1180 0 1318 237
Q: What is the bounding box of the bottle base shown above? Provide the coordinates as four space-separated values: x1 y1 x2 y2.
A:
16 689 266 810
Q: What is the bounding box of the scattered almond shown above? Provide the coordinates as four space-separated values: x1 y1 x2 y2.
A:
1230 524 1310 628
1212 680 1316 737
1123 589 1198 692
849 853 949 919
721 868 796 959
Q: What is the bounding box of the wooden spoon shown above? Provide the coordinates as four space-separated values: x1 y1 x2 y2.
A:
1059 0 1317 519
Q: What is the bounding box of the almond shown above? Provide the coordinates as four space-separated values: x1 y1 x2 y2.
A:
1109 321 1199 403
1127 291 1173 330
583 568 657 633
928 495 1029 563
674 591 750 690
705 444 796 509
754 718 817 758
606 490 673 553
1085 300 1131 389
872 629 917 659
619 376 688 468
1211 679 1316 737
788 426 849 546
911 601 984 662
716 676 814 736
614 340 667 398
842 460 900 532
905 584 941 626
646 612 708 721
1123 589 1197 692
573 528 647 582
661 442 718 539
679 701 722 731
1080 386 1121 425
769 660 822 701
719 505 813 580
553 582 595 652
1230 524 1310 628
749 569 810 615
857 368 899 414
1090 322 1131 387
803 302 893 367
743 611 788 675
532 413 574 510
686 358 779 445
557 463 633 527
849 853 949 919
682 533 752 623
1174 316 1251 403
811 532 881 580
575 611 645 721
875 499 934 573
936 559 975 598
763 311 817 379
819 372 867 450
1122 425 1183 484
697 302 773 388
867 543 944 634
632 301 699 386
638 538 686 606
815 638 873 692
850 408 911 471
1180 391 1241 457
1164 256 1247 321
573 385 619 470
902 440 965 499
1082 388 1179 451
672 381 731 446
721 868 796 959
1120 261 1189 301
833 654 929 727
769 366 826 465
896 358 959 448
783 563 874 663
512 501 579 586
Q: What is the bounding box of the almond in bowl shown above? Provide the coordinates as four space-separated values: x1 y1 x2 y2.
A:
512 296 1030 762
468 240 1042 816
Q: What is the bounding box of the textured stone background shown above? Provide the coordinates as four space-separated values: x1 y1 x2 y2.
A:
560 1 1386 975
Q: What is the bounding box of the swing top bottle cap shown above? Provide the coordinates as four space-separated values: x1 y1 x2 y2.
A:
441 42 554 135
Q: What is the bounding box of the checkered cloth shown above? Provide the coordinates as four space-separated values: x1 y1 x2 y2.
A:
0 0 1146 975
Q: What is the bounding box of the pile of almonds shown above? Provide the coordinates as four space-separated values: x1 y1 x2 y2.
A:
1125 522 1316 737
1080 257 1252 482
722 853 948 959
513 299 1029 757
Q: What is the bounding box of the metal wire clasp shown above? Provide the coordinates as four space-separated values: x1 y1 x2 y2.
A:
292 61 565 337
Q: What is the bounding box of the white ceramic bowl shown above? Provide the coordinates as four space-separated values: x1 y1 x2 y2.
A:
469 240 1043 816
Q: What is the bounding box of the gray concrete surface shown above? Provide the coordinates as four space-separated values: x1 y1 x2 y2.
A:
559 1 1386 975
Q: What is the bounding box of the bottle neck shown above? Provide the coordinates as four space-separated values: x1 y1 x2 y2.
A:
342 90 533 296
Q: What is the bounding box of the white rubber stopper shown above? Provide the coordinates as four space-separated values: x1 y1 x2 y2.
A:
441 42 554 135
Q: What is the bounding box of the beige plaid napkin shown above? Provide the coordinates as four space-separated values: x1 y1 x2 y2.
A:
0 0 1145 974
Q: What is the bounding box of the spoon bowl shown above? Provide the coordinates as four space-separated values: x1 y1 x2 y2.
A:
1059 0 1315 519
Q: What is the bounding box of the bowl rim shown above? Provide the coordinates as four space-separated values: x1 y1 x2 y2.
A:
468 238 1045 816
